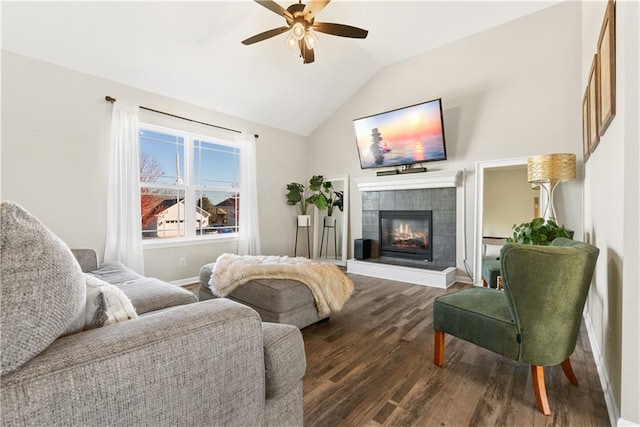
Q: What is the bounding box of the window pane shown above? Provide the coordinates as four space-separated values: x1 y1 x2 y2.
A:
194 140 240 188
138 125 243 242
141 188 186 239
196 190 239 235
139 129 185 185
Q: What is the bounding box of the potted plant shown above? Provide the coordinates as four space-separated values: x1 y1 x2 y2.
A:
286 175 327 226
506 217 573 245
320 181 344 227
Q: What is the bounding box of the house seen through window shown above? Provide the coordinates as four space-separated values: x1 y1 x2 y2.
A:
139 124 240 240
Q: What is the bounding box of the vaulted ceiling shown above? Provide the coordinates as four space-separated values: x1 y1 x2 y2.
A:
1 1 561 136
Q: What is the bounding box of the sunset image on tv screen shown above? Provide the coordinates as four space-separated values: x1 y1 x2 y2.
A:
353 100 446 169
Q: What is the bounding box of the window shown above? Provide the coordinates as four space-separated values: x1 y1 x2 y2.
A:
139 124 240 242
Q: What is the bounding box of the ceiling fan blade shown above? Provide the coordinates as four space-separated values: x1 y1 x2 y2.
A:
304 46 315 64
254 0 293 20
303 0 330 17
299 40 315 64
312 22 368 39
241 26 290 45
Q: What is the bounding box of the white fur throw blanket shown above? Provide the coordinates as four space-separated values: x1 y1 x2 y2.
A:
209 254 355 317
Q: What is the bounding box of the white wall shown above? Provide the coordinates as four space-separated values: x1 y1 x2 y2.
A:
581 0 639 425
483 167 537 238
1 51 307 281
307 2 583 277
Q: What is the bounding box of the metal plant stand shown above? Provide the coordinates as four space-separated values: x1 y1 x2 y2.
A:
319 218 338 260
294 218 311 258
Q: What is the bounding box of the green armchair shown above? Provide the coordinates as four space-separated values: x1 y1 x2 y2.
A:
432 238 599 415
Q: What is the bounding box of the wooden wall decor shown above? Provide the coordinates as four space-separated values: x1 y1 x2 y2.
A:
587 54 600 154
582 0 616 161
582 88 591 162
597 0 616 135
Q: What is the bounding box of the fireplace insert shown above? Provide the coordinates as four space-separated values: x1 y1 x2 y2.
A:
379 210 433 261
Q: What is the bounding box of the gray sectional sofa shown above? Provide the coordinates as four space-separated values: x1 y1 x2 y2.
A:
0 201 306 426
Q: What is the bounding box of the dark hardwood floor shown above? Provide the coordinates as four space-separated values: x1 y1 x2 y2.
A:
301 274 610 426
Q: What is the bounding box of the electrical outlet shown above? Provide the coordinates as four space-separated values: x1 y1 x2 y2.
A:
179 257 186 267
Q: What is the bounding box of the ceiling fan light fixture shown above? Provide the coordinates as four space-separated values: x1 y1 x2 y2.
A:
242 0 369 65
284 32 298 51
291 22 305 40
304 30 319 50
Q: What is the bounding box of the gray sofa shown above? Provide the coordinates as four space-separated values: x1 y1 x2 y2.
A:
0 201 306 426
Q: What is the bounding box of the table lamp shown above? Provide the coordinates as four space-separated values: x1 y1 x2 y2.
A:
527 153 576 222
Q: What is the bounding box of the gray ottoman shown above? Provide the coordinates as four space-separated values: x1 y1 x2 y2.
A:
199 262 329 329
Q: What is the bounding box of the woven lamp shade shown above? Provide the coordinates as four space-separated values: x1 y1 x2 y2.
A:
527 153 576 183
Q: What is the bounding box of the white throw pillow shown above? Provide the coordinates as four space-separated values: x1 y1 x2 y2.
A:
84 274 137 330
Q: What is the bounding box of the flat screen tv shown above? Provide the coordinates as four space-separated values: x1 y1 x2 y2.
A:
353 98 447 169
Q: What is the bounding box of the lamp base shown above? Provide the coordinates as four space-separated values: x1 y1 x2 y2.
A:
542 180 560 223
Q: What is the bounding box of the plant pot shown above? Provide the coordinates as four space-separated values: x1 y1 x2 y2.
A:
324 216 337 227
297 215 311 227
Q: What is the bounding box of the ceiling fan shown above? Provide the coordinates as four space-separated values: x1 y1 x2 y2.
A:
241 0 368 64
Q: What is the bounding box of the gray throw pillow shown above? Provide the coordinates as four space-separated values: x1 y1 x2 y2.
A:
0 201 86 376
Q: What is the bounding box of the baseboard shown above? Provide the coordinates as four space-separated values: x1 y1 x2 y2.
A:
617 419 640 426
583 310 620 427
170 276 199 287
455 274 473 285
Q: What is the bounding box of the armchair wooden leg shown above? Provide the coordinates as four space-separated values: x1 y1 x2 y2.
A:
561 358 579 385
531 365 551 415
434 330 445 367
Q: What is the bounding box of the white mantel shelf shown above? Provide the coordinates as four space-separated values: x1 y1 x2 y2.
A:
355 169 462 192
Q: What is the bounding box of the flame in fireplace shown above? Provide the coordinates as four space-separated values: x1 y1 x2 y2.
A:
392 221 427 249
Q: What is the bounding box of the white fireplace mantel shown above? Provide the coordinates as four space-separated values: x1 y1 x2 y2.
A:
355 169 462 192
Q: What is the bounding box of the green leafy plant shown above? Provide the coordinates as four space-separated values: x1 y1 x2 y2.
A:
286 175 327 215
506 217 573 245
320 181 344 216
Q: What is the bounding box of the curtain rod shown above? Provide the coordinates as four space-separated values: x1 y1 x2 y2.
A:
105 96 258 139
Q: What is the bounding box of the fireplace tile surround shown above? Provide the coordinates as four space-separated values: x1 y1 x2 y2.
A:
362 188 456 268
349 170 462 288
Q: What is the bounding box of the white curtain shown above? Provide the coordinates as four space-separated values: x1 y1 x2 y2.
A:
238 133 262 255
104 100 145 273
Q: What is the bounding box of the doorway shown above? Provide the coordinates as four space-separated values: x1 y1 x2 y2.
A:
473 157 534 285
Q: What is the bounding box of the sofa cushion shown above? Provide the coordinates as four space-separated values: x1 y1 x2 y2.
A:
0 201 86 376
433 287 519 360
261 323 306 398
90 262 197 314
84 274 138 329
88 261 144 283
229 279 315 312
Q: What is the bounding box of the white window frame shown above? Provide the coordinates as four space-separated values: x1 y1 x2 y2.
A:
139 122 240 249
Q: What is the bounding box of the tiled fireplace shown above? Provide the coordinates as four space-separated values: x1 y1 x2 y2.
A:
362 188 455 267
348 170 462 288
